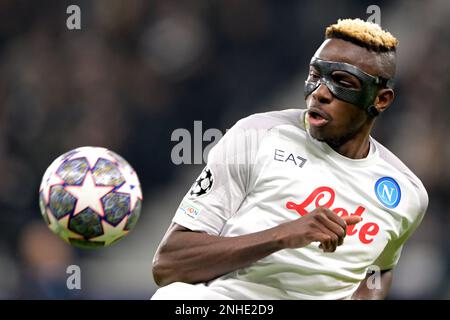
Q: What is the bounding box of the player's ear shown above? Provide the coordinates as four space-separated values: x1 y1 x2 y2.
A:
373 88 394 114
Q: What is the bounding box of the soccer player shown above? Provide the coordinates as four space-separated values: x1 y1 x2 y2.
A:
151 19 428 300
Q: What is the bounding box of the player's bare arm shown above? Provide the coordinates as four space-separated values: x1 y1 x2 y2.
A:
153 207 361 286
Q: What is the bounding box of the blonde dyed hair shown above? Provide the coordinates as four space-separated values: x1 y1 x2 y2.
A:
325 18 398 52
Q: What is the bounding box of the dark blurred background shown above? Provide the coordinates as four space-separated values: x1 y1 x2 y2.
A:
0 0 449 299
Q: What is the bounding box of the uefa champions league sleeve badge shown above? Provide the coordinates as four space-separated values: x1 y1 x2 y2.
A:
188 167 214 199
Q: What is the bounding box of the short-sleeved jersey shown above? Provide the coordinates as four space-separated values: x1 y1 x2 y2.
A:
171 109 428 300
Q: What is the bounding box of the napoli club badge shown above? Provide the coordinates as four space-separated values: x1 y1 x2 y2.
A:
375 177 401 208
189 167 214 198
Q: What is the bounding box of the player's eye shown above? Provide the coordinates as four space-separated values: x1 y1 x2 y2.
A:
308 70 320 81
331 72 359 89
338 79 353 88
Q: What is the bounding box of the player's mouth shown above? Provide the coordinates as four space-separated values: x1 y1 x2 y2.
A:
307 107 331 127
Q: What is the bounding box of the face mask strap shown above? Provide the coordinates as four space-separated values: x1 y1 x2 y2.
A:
367 105 380 117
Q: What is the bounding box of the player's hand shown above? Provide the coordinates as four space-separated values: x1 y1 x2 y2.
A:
277 206 362 252
318 215 362 252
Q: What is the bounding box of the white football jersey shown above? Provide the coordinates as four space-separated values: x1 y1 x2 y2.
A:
163 109 428 300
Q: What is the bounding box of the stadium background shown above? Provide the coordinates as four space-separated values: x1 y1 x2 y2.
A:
0 0 449 299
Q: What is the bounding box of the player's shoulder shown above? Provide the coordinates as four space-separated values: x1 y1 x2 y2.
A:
233 108 306 132
373 138 429 212
211 108 307 163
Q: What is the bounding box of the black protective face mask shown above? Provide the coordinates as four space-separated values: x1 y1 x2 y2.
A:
304 57 394 115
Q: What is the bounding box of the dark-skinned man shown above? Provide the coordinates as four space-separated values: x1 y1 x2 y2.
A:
151 18 428 300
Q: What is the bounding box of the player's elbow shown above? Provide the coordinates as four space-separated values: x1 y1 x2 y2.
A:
152 254 175 287
152 251 202 287
152 224 203 286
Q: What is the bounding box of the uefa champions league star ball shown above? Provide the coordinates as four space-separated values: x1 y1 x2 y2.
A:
38 146 143 248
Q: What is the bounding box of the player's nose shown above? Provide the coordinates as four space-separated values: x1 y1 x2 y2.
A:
311 82 333 104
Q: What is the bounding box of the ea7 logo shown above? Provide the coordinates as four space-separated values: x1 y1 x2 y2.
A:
375 177 401 208
274 149 307 168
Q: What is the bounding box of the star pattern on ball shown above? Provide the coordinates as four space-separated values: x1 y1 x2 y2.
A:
116 168 143 211
68 147 117 169
40 172 65 204
90 217 129 246
40 156 64 190
65 170 114 216
46 209 83 243
40 147 143 248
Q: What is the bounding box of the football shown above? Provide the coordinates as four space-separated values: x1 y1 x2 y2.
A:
39 146 143 248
